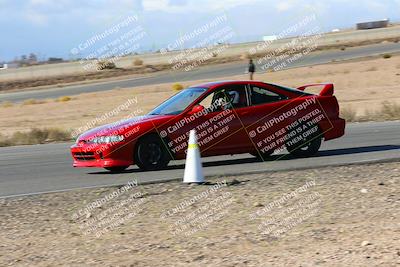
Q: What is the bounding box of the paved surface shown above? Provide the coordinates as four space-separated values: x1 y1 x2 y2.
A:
1 42 400 103
0 121 399 198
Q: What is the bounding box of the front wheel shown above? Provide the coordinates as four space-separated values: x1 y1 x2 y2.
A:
135 135 171 171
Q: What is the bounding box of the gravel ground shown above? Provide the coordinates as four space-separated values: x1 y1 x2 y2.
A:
0 162 399 266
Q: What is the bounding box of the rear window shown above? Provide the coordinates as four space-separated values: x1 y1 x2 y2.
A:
269 83 313 96
250 85 287 105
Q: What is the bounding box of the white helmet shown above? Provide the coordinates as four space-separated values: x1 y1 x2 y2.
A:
228 91 240 104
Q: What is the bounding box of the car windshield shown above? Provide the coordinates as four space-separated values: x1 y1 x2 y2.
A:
149 87 207 115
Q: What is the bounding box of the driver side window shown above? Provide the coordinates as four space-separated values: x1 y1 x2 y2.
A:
198 92 214 110
198 85 248 112
197 91 225 113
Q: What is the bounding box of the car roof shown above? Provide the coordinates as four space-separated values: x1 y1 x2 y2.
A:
191 80 257 89
190 80 310 97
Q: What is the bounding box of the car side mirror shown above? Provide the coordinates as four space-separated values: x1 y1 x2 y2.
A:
187 105 205 115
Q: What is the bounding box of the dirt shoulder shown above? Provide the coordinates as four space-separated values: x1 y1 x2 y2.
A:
1 162 399 266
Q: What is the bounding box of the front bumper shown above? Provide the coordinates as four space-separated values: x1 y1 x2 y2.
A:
71 142 133 168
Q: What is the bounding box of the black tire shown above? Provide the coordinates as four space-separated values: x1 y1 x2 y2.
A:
286 125 322 157
287 137 321 157
286 124 322 157
250 150 274 161
104 166 129 173
134 134 171 171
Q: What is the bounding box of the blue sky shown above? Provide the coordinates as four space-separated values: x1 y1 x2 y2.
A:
0 0 399 61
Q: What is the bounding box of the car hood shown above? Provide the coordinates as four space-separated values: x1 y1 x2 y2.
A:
77 114 169 141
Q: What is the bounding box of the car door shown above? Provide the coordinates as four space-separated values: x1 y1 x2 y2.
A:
165 84 252 157
240 83 291 154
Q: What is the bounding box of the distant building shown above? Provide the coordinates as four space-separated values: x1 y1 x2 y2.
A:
262 35 278 42
6 62 19 68
47 57 64 64
0 62 19 69
356 19 389 30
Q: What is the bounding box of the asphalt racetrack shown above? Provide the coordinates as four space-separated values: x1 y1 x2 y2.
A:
1 121 399 198
1 42 400 103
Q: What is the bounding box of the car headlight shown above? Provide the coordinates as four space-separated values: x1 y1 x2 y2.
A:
91 135 125 144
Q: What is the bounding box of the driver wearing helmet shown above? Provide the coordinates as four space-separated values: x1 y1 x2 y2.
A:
212 89 242 111
223 90 240 109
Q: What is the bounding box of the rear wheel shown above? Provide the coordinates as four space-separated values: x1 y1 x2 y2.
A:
250 150 274 161
104 166 129 173
286 124 322 157
135 135 171 171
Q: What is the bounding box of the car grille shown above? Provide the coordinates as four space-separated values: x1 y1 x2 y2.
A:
73 152 96 161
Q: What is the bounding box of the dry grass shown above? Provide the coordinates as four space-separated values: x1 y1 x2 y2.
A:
0 101 13 108
365 66 377 72
97 60 116 70
22 99 45 105
345 101 400 122
172 83 184 91
0 133 11 146
364 101 400 121
341 69 350 74
0 128 71 147
380 101 400 119
241 53 251 60
133 58 144 66
56 96 72 102
340 106 357 122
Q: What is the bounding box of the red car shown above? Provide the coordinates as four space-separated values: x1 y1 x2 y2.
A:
71 80 345 172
